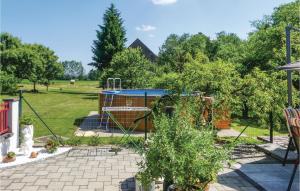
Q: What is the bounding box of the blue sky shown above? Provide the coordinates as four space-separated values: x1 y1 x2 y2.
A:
1 0 294 71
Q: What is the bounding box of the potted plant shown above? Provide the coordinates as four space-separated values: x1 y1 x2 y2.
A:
2 152 16 163
44 139 59 153
20 116 35 155
138 101 230 191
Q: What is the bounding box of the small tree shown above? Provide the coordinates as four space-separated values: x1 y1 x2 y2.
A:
102 48 154 88
62 60 84 80
90 3 126 70
29 44 63 91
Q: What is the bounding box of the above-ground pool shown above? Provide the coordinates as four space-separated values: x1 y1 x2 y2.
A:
99 89 168 131
102 89 169 96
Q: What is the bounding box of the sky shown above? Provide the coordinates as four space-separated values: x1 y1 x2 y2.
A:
0 0 295 72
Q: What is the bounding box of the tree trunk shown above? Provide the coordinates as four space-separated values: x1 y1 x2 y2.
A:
33 82 36 92
242 101 249 119
46 85 49 91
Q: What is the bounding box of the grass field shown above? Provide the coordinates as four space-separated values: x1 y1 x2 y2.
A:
0 80 100 138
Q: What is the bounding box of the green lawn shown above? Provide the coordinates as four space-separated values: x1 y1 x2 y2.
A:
231 118 288 137
0 80 100 138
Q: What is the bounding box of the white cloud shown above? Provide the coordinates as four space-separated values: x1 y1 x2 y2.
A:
136 25 156 32
151 0 177 5
148 34 155 38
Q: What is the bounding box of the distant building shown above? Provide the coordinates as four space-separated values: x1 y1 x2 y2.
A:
128 38 158 62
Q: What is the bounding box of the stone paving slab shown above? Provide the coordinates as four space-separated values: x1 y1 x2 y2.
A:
234 163 299 191
0 146 262 191
256 143 298 162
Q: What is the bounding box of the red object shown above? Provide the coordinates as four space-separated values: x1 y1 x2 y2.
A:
0 102 9 135
214 119 231 129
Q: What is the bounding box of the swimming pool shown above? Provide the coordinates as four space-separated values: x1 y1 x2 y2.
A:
102 89 169 96
98 89 168 131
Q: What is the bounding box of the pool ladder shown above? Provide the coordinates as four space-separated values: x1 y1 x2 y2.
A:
106 78 121 90
99 93 114 131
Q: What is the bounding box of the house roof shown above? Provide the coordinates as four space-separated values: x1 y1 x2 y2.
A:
128 38 157 62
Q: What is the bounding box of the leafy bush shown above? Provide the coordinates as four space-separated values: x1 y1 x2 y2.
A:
44 139 59 153
7 152 16 158
88 136 102 146
20 116 35 126
65 137 82 146
0 71 18 94
138 100 230 190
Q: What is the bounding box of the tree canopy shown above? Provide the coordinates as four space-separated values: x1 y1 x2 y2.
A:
90 3 126 70
102 48 154 88
62 60 85 80
0 33 63 92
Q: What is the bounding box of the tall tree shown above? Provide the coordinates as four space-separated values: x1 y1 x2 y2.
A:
90 4 126 70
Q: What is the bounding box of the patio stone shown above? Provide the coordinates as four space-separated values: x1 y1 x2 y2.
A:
0 146 261 191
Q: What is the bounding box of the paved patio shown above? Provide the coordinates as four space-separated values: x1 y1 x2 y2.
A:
0 147 260 191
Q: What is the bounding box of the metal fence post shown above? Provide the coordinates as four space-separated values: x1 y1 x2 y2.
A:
18 90 23 119
144 92 147 140
269 111 274 143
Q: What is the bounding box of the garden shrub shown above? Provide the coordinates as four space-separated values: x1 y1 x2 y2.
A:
65 137 82 146
88 136 102 146
138 100 230 190
0 71 18 94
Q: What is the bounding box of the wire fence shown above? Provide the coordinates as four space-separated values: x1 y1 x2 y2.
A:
16 89 290 147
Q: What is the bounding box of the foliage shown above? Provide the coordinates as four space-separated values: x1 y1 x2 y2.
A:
151 72 183 93
0 71 18 94
44 139 59 153
62 60 85 80
88 69 100 80
101 48 155 88
158 33 210 73
88 136 102 146
29 44 63 90
90 3 126 70
0 33 63 92
242 0 300 75
240 68 294 129
182 60 241 118
20 115 35 126
65 137 82 146
0 32 22 50
211 31 245 66
6 152 16 158
138 101 230 190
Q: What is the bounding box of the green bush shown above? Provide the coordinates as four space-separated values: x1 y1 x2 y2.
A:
65 137 82 146
20 116 35 126
44 139 59 153
7 151 16 158
138 101 230 190
87 136 102 146
0 71 18 94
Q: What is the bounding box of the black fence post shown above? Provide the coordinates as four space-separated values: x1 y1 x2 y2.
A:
269 111 274 143
144 92 147 140
19 90 23 119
